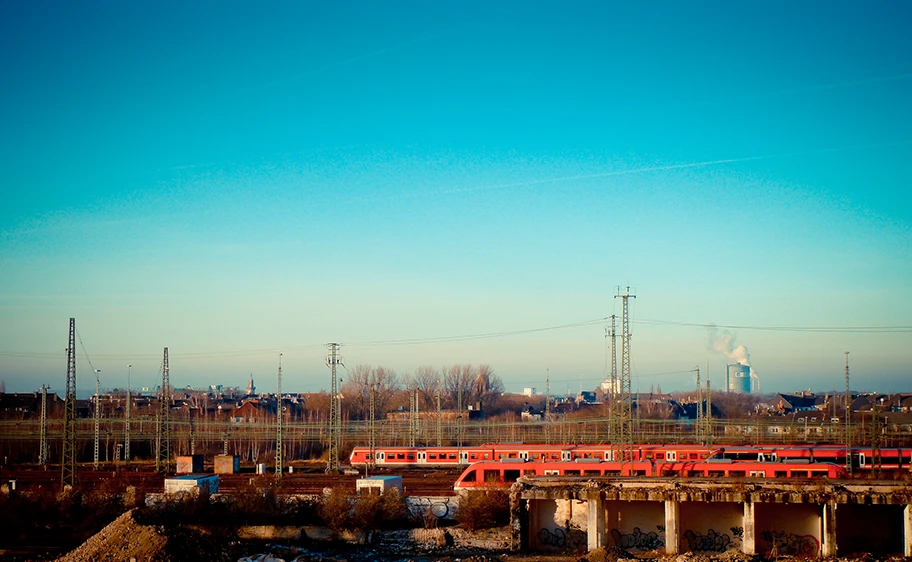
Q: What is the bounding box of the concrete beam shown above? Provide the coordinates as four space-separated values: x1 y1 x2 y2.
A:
587 492 606 551
822 501 837 558
742 501 755 555
904 504 912 558
664 500 679 555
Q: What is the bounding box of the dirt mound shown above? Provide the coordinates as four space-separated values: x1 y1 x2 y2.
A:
54 509 232 562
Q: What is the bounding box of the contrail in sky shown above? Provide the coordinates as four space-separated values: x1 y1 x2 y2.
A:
426 139 912 198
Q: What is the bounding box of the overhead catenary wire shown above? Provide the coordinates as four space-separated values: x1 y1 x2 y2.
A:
1 318 908 361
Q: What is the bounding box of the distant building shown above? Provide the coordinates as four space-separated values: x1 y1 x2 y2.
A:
523 387 536 397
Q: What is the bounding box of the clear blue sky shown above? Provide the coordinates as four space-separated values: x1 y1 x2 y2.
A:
1 1 910 397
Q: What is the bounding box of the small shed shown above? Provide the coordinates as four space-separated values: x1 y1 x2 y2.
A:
214 455 240 474
176 455 204 473
356 475 403 496
164 474 219 495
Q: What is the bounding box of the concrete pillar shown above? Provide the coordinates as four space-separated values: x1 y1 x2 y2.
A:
904 504 912 558
664 500 680 555
587 492 606 551
742 501 756 555
822 501 837 557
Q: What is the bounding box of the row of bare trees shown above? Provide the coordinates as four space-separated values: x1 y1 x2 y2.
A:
340 364 505 421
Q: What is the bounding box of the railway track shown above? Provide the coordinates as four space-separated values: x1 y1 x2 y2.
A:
0 466 461 496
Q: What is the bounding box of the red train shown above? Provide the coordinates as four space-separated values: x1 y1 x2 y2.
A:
349 443 911 472
452 458 850 490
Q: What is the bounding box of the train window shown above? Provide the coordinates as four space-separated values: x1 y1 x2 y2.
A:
484 470 501 483
687 471 701 477
775 471 787 478
708 471 725 477
544 469 560 476
461 470 477 483
656 453 664 460
729 471 745 477
583 470 600 476
564 470 581 476
407 454 415 460
504 469 521 482
470 454 477 460
531 453 540 459
690 454 699 460
397 454 405 460
483 454 490 459
429 454 437 460
792 471 808 478
448 454 457 460
523 469 537 476
645 453 653 459
749 471 765 477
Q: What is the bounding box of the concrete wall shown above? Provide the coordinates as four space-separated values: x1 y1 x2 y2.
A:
606 500 665 552
754 502 821 557
678 501 743 553
529 498 588 552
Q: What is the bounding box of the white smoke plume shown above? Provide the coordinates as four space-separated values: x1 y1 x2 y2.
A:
707 325 750 366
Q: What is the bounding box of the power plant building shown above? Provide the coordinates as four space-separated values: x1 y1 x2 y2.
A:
726 363 759 393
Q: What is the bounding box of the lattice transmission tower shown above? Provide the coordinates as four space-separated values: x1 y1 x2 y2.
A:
62 318 77 488
614 286 635 462
275 353 283 480
39 384 49 466
125 364 131 462
156 347 171 473
325 343 343 473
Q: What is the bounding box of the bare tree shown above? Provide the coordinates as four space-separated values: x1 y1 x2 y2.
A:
473 364 504 412
341 365 401 420
409 366 441 411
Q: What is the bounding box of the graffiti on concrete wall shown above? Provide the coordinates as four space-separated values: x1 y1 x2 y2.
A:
683 529 732 552
537 525 587 551
760 530 820 557
610 526 665 550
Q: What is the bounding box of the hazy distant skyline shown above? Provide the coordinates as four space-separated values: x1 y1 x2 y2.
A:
1 1 910 396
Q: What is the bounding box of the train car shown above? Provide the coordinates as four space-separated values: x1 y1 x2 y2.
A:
453 458 848 491
349 445 499 467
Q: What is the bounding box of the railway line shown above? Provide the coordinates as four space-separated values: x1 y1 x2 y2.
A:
0 465 462 496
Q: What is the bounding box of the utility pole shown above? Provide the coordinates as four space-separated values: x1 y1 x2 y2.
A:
39 385 49 466
156 347 171 473
125 365 131 462
94 369 101 470
545 368 551 446
844 351 851 475
62 318 77 489
614 286 635 463
325 343 343 473
409 386 417 447
436 382 442 447
275 353 283 480
368 382 376 474
608 315 617 445
705 379 713 445
695 366 703 445
457 378 463 449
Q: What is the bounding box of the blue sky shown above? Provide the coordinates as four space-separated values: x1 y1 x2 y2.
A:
1 1 910 397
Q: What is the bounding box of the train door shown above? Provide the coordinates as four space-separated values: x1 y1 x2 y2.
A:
603 450 614 461
561 450 571 461
519 451 529 460
377 452 385 464
418 451 426 465
459 450 469 464
858 453 866 468
667 451 677 461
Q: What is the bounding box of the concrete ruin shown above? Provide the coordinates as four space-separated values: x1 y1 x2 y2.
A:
509 477 912 558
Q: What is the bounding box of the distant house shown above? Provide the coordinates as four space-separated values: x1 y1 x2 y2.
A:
233 399 275 424
520 403 543 421
771 393 821 415
0 392 64 420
